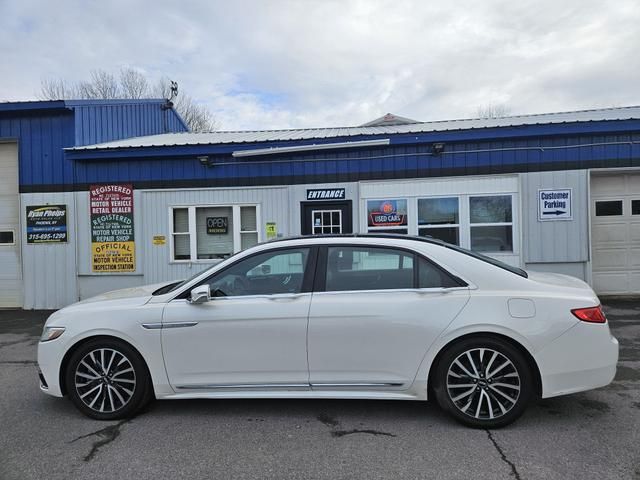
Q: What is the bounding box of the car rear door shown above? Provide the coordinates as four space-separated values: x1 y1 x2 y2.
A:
307 244 469 390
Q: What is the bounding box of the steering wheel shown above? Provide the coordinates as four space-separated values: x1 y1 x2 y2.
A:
231 275 250 295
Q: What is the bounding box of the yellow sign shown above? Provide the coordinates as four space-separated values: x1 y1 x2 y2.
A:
91 242 135 272
266 222 277 239
152 235 166 245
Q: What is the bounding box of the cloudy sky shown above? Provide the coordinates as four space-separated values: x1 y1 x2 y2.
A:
1 0 639 130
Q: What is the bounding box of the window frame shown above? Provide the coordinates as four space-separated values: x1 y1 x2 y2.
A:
313 244 467 293
468 194 515 253
0 229 16 246
168 204 261 263
417 196 461 245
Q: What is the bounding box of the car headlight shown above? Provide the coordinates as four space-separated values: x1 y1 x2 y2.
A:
40 326 66 342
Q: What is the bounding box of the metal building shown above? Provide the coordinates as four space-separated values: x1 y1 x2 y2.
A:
2 101 640 309
0 99 187 308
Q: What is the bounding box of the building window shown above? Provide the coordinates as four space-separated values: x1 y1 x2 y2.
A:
632 200 640 215
418 197 459 245
469 195 513 252
366 199 408 234
595 200 623 216
171 209 190 260
0 230 14 245
170 205 259 262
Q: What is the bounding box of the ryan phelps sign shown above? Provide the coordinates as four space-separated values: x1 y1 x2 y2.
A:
90 184 135 272
26 205 68 243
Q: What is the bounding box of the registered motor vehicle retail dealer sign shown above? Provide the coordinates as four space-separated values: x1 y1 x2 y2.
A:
538 189 572 221
90 184 135 272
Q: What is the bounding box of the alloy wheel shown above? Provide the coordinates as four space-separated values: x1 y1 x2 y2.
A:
446 347 521 420
74 348 137 413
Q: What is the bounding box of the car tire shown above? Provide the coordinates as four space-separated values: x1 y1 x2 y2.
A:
64 338 152 420
433 336 533 428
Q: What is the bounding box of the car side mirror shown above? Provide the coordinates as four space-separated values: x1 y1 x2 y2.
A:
189 284 211 304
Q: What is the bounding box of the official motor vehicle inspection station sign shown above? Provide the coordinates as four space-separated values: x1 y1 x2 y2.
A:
90 184 135 272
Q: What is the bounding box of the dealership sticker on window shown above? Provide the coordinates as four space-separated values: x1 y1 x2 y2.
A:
367 199 408 227
26 204 67 243
538 189 572 221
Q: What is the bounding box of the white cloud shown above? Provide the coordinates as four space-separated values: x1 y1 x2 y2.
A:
1 0 639 130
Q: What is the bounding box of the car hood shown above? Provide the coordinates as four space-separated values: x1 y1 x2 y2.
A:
61 281 175 312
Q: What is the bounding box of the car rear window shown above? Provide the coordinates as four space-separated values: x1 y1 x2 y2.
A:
440 242 528 278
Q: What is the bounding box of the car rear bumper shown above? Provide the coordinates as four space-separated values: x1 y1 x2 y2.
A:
535 321 619 398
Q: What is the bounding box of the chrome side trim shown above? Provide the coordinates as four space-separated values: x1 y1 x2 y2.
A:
174 382 405 390
141 322 198 330
164 322 199 329
311 382 405 388
141 323 163 330
175 383 310 390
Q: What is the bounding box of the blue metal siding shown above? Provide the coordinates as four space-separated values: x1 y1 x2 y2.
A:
54 131 640 192
0 111 75 187
72 102 187 147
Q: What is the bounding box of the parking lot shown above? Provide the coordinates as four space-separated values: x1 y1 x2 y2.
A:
0 302 638 480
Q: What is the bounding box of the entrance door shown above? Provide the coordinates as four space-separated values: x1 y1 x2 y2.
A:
591 174 640 294
0 143 22 307
301 200 352 235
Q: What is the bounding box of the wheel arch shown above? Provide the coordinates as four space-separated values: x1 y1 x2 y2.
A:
426 332 543 399
58 334 153 397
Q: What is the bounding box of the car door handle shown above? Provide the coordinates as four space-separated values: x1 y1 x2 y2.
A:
267 294 304 301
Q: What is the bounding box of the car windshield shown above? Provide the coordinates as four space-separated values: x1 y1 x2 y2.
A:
152 268 209 296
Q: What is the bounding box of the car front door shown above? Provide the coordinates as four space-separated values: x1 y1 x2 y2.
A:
307 245 469 390
162 246 316 391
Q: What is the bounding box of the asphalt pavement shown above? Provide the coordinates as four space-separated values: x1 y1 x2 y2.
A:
0 303 638 480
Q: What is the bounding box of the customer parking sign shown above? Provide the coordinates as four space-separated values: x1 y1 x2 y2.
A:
538 189 572 221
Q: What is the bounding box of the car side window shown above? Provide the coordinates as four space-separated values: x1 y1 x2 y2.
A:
325 246 414 292
206 248 310 297
418 256 461 289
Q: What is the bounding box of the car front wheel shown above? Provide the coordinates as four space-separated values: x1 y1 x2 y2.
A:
433 337 533 428
64 338 151 420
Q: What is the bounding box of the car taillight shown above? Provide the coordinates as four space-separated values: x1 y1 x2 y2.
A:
571 305 607 323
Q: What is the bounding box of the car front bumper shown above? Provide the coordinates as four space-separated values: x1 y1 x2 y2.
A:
37 340 65 397
535 321 619 398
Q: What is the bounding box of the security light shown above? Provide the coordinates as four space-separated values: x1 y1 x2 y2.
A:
432 143 445 155
197 156 210 166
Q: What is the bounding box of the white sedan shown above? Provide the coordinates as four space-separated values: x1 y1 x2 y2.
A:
37 235 618 428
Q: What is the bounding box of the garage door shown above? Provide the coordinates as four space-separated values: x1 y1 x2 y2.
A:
0 142 22 307
591 173 640 295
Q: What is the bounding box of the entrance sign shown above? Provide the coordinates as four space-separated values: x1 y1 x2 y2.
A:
90 184 135 272
307 188 346 201
538 189 572 221
26 205 67 243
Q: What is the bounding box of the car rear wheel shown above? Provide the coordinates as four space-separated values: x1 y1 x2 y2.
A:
64 338 152 420
433 337 533 428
